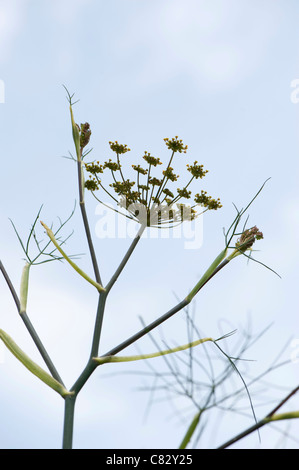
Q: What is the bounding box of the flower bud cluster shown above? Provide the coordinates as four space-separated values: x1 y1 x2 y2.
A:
235 226 264 252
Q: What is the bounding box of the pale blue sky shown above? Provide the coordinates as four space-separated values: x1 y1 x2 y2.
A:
0 0 299 449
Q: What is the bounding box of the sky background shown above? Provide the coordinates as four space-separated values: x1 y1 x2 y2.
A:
0 0 299 449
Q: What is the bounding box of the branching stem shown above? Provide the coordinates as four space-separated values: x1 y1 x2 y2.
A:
77 152 103 286
0 260 64 385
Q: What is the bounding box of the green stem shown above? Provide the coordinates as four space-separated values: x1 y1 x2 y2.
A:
217 414 295 449
101 252 232 359
97 178 119 204
0 329 70 397
105 223 146 294
62 395 77 449
117 153 126 183
155 150 175 202
71 361 98 399
266 411 299 422
21 312 65 385
69 98 102 286
171 175 194 206
102 299 189 358
218 385 299 448
179 411 201 449
145 163 152 207
62 225 147 448
62 239 233 448
78 155 102 286
89 292 108 359
0 260 20 310
71 360 98 396
79 201 102 284
0 260 64 385
89 224 145 364
185 248 228 303
40 221 105 292
94 337 213 364
19 262 30 314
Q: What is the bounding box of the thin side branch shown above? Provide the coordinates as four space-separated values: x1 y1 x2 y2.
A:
0 260 65 385
217 384 299 448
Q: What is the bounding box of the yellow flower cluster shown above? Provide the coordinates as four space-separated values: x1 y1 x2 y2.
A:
84 136 222 227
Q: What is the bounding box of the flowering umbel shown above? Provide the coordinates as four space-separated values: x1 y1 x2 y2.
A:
84 136 222 227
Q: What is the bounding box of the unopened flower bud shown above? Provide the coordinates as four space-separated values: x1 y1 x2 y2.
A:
236 226 263 252
80 122 91 149
227 226 264 260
